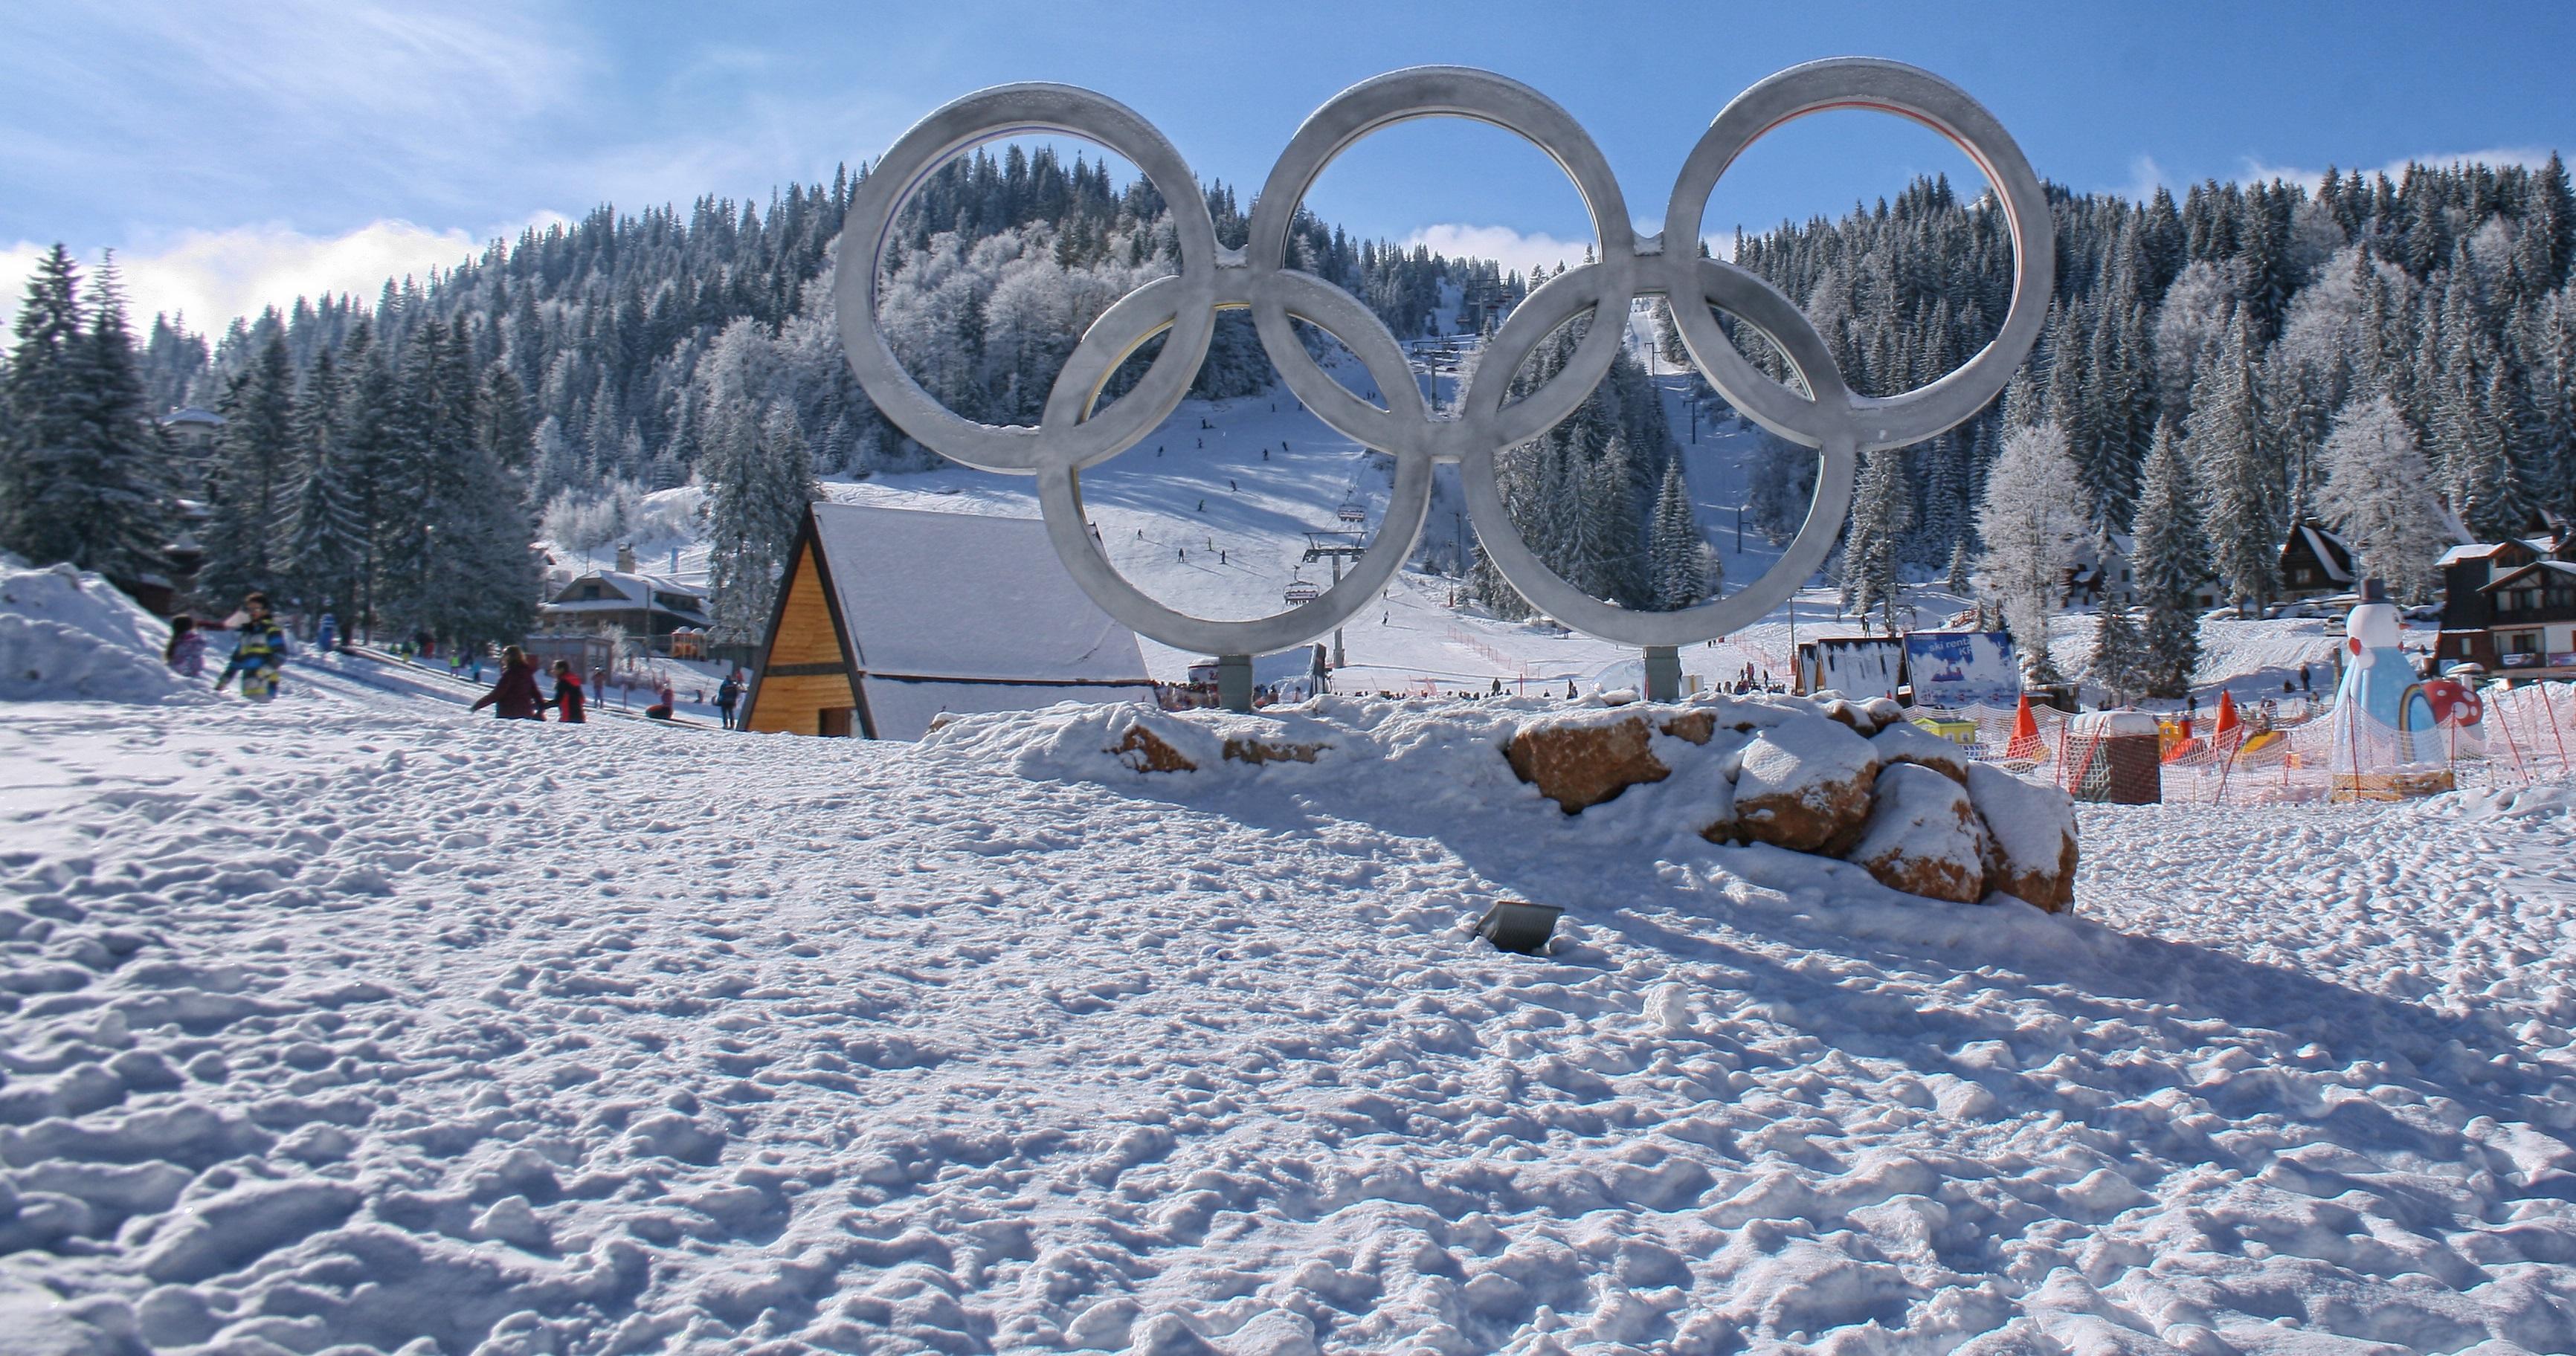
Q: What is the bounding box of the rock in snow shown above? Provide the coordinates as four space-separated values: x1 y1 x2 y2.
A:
1844 763 1989 904
1966 760 2081 911
1730 713 1882 853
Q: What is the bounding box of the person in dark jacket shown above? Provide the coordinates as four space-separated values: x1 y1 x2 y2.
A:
715 674 741 729
471 646 544 720
548 661 586 723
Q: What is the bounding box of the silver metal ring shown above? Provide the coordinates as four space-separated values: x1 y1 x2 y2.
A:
837 60 2050 656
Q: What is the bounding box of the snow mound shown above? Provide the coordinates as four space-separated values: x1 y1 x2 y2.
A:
928 690 2078 913
0 559 199 705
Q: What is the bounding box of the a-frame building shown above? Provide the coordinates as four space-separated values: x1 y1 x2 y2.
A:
741 502 1157 739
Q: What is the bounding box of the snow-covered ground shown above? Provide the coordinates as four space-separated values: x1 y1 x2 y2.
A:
5 674 2575 1354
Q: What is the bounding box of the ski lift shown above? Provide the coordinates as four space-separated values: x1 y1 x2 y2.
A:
1336 497 1368 526
1283 577 1322 606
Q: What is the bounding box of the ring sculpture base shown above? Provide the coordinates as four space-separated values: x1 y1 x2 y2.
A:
836 62 2049 671
1643 646 1682 703
1217 654 1254 714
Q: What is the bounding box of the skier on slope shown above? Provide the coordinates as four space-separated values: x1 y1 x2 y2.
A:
470 646 544 720
214 593 292 702
314 612 338 654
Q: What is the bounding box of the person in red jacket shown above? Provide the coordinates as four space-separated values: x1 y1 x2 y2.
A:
471 646 544 720
548 660 586 723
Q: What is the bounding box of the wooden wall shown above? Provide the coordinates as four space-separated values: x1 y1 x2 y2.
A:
744 543 857 736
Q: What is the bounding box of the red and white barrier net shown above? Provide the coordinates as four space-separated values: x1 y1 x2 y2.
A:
1904 682 2572 807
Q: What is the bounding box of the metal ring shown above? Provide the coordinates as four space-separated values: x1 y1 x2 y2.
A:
834 83 1221 474
1660 57 2053 451
1243 67 1635 464
1459 259 1857 646
837 61 2049 659
1035 271 1433 656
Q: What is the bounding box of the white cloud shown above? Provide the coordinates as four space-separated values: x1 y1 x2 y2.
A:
2238 148 2554 196
3 215 567 334
2122 155 2176 203
1395 223 1744 276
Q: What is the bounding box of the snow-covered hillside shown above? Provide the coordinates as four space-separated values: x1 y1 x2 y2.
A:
4 688 2574 1354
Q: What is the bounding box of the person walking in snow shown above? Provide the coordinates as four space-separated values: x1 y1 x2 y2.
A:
716 674 741 729
548 661 586 723
470 646 544 720
216 594 291 702
164 616 207 679
314 612 338 654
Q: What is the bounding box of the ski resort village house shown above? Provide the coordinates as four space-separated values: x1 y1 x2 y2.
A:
535 545 712 653
741 502 1157 740
2438 535 2576 677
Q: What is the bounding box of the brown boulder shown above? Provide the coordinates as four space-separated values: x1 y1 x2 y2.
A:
1964 761 2079 912
1223 737 1325 766
1731 714 1881 853
1506 713 1668 813
1844 763 1988 903
1870 719 1973 785
1110 725 1197 773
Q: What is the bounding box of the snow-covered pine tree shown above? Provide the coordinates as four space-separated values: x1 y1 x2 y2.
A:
0 245 91 561
283 349 364 620
1646 459 1705 610
2186 315 2279 613
1974 419 2085 683
2129 422 2205 697
2091 603 2144 706
3 252 174 582
2316 394 2447 601
704 399 822 645
71 257 176 584
198 326 298 603
1846 447 1914 632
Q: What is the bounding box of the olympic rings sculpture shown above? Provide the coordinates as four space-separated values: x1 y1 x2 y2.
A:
836 59 2052 656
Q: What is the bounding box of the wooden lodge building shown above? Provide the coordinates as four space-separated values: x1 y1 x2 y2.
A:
741 503 1157 739
2438 534 2576 677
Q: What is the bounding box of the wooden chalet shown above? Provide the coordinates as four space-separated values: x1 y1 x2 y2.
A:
741 502 1158 739
2438 534 2576 676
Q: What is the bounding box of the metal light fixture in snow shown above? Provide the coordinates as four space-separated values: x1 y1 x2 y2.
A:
1475 900 1564 956
837 62 2051 704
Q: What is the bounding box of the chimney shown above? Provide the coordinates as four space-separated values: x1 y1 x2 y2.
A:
615 542 636 575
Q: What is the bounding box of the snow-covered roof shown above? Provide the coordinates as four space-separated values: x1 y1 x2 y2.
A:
2293 523 2354 583
545 569 709 617
160 407 222 427
2435 538 2549 566
2479 559 2576 592
812 502 1150 687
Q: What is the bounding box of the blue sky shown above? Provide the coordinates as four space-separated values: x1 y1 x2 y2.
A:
6 0 2572 331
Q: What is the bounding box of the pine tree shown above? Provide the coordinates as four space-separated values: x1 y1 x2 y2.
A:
2317 394 2447 601
199 326 297 602
0 245 88 561
1646 459 1705 610
2129 423 2205 698
2186 315 2278 612
1975 420 2086 683
1 250 173 581
283 350 364 619
2091 603 2144 706
1846 447 1914 631
705 399 822 644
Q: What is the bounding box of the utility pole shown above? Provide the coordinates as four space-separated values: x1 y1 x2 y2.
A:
1304 530 1368 671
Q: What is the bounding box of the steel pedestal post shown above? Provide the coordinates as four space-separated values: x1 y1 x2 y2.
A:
1643 645 1681 703
1217 653 1254 712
